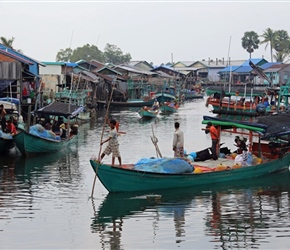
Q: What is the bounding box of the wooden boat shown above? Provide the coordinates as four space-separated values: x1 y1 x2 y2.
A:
160 102 178 113
205 86 265 97
0 136 15 153
13 130 75 156
138 106 159 118
97 98 155 108
92 170 290 225
180 90 204 100
13 102 82 156
154 92 176 103
90 117 290 193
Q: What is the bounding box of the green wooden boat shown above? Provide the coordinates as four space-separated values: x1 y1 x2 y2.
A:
138 107 159 118
13 130 75 156
160 103 178 113
90 154 290 193
90 117 290 193
92 170 290 225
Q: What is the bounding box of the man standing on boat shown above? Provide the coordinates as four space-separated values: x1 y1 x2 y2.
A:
203 122 219 160
173 122 184 158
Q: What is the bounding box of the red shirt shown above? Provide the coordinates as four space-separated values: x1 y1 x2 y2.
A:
6 123 17 135
209 125 218 140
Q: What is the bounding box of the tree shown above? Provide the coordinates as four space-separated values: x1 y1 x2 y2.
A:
55 48 73 62
260 28 277 62
273 51 289 63
241 31 260 59
0 36 22 52
0 36 15 49
56 44 104 62
104 43 131 64
70 44 104 62
273 29 289 52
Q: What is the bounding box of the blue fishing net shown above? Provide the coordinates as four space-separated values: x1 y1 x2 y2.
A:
134 157 193 174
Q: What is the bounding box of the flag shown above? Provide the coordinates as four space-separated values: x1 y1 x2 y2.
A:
249 61 271 84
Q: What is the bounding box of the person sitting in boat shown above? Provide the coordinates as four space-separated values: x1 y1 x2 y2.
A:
234 136 250 166
263 97 270 108
45 122 56 139
5 119 17 135
152 99 159 110
59 123 68 139
169 101 175 108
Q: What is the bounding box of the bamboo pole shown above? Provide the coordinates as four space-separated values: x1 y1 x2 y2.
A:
91 80 116 198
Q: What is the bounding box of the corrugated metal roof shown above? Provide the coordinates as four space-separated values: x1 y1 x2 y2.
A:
241 58 267 66
0 49 34 65
218 65 240 73
0 44 45 67
35 102 84 118
260 62 281 70
42 62 66 66
233 66 253 73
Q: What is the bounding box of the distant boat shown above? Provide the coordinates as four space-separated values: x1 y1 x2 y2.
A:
154 92 176 103
160 102 178 113
97 98 155 108
138 106 159 118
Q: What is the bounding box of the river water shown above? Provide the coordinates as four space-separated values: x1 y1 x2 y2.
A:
1 99 290 249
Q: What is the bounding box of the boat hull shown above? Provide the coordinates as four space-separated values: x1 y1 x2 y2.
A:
90 154 290 193
160 105 178 113
97 99 154 108
13 131 74 156
138 108 158 118
0 137 15 153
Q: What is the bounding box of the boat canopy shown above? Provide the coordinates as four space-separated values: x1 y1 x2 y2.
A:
34 102 84 118
202 116 267 134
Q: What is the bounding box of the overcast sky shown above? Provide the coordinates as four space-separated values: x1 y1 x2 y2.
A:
1 0 290 65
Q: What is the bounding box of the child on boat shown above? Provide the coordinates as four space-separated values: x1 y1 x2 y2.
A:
99 118 122 166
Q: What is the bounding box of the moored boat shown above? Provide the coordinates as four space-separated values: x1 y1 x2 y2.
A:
97 98 155 108
90 117 290 192
13 130 75 156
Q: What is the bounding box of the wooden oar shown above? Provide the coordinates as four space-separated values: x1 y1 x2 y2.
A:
91 82 116 198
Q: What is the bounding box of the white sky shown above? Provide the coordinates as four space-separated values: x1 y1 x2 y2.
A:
1 0 290 65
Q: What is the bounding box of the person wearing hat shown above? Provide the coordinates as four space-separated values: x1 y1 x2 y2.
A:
59 123 68 139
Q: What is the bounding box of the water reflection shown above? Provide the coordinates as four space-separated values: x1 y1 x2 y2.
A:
91 171 290 249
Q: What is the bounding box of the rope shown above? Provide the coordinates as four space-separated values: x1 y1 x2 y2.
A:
91 80 116 198
150 123 162 158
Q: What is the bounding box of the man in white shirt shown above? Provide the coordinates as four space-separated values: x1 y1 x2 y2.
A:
173 122 184 158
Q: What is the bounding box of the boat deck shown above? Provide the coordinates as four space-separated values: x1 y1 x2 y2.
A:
194 157 235 168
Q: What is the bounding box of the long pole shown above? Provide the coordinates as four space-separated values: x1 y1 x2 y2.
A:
91 79 116 198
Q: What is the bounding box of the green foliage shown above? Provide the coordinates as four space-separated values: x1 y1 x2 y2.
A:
55 48 73 62
104 43 131 64
241 31 260 59
70 44 104 62
55 43 130 64
260 28 277 62
0 36 22 52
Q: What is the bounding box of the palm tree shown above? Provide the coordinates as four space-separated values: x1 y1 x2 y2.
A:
0 36 15 49
274 29 290 52
241 31 260 59
273 51 290 63
260 28 277 62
